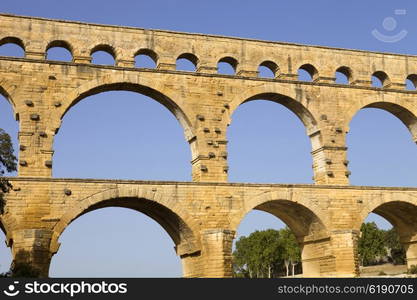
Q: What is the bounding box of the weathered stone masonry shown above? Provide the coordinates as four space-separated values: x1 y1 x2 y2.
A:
0 14 416 277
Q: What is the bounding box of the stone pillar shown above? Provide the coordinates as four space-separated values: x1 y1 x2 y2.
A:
73 56 91 64
157 57 176 71
11 229 54 277
402 234 417 269
236 70 258 77
116 59 135 68
405 241 417 269
300 236 336 277
197 65 218 74
313 68 336 84
351 72 372 87
330 230 360 277
279 73 298 81
200 229 234 277
310 127 350 185
389 74 407 90
180 252 203 278
18 111 54 177
234 61 258 78
315 76 336 84
190 113 228 182
25 42 46 60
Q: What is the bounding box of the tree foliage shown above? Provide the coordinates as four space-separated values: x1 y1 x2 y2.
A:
233 222 407 278
0 128 17 213
384 228 406 265
233 228 301 278
358 222 387 266
358 222 406 266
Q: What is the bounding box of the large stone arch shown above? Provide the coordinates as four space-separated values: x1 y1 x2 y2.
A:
58 76 196 142
227 86 325 184
231 190 329 239
0 213 17 248
357 196 417 268
0 80 17 111
228 86 320 135
0 216 10 240
50 186 202 258
231 190 334 276
344 97 417 142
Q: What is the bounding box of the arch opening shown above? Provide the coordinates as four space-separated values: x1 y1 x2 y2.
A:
358 202 417 276
50 202 191 277
91 45 116 65
0 37 25 58
298 64 318 82
228 93 318 183
55 88 191 180
233 198 329 277
135 49 158 69
405 74 417 91
371 71 390 88
258 61 278 78
347 105 417 187
176 53 198 72
217 57 238 75
335 66 352 84
0 93 18 177
46 41 73 62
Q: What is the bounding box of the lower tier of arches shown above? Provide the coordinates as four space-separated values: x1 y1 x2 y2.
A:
1 180 417 277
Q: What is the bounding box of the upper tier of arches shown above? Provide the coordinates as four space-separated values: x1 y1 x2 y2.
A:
1 12 417 91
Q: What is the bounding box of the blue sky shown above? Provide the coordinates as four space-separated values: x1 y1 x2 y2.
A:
0 0 416 277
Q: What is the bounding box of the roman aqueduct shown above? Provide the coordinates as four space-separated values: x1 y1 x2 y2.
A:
0 14 416 277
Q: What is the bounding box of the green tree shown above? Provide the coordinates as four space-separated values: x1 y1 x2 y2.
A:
0 128 17 213
280 227 301 276
384 228 406 265
233 229 282 278
358 222 387 266
233 228 301 278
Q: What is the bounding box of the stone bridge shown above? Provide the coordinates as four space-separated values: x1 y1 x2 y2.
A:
0 14 416 277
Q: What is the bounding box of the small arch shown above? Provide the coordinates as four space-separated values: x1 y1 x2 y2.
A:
298 64 318 82
90 44 116 66
335 66 352 84
218 56 238 75
46 40 73 62
405 74 417 91
176 53 198 72
372 71 390 88
135 48 158 68
258 61 279 78
0 36 25 58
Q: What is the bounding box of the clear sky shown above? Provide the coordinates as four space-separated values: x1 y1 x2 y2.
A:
0 0 416 277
